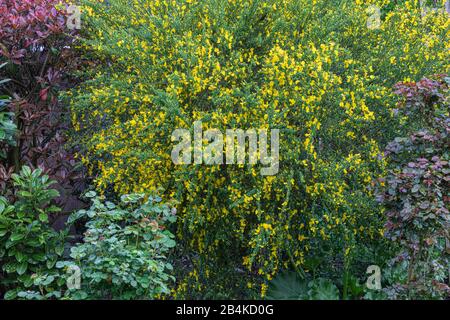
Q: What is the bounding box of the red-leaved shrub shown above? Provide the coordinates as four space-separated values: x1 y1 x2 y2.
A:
0 0 85 208
379 75 449 299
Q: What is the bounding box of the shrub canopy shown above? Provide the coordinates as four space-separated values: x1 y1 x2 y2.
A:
70 0 450 297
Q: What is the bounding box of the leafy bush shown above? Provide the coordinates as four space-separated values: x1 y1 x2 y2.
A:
69 0 449 297
0 0 83 196
378 75 449 299
0 166 66 299
46 192 178 300
0 62 16 158
0 95 16 150
266 271 340 300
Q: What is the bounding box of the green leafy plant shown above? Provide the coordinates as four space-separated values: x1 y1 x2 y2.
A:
266 271 340 300
0 95 16 150
345 275 365 299
0 62 17 157
0 166 66 299
48 192 178 300
308 278 341 300
265 271 308 300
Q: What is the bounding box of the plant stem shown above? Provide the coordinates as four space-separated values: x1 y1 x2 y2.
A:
287 248 306 280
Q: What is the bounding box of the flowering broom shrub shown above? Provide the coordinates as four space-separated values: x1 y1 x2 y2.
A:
69 0 450 298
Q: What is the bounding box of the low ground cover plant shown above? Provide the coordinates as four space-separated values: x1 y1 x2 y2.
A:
54 192 178 300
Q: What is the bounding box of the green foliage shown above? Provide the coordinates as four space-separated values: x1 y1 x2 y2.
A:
345 275 366 299
265 271 307 299
0 166 66 299
0 94 16 151
0 62 16 156
308 278 341 300
266 271 340 300
50 192 177 300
